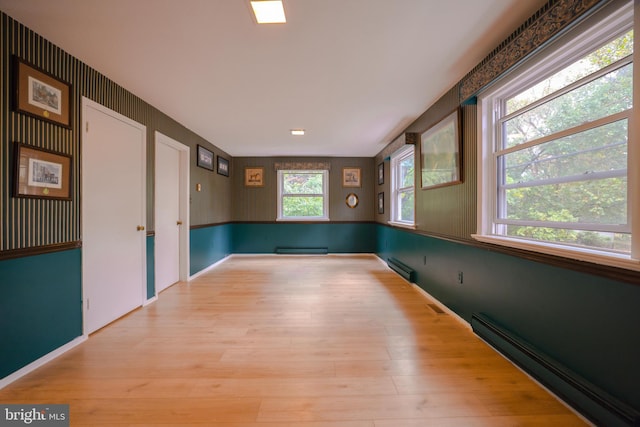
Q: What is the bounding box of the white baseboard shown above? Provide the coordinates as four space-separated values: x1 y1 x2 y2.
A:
411 284 472 331
375 254 471 331
143 295 158 306
188 255 231 280
0 335 87 390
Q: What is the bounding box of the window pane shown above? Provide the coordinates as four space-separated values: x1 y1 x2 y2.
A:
283 172 323 194
399 190 414 222
282 196 323 217
503 176 627 225
502 120 627 185
506 31 634 115
503 63 632 148
400 157 414 188
505 225 631 253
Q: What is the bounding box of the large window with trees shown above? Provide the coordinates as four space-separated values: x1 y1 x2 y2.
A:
476 1 637 268
277 170 329 221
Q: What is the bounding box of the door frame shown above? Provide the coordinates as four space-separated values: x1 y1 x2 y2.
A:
154 131 190 296
81 97 147 335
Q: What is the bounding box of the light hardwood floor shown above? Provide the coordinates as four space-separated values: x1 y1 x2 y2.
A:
0 254 589 426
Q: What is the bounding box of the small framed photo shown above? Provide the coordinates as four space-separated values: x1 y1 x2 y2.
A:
245 167 264 187
217 155 229 177
342 167 361 188
196 145 214 171
377 162 384 185
14 143 72 200
14 57 72 128
377 192 384 214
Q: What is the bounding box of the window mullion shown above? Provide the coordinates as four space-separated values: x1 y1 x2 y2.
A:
501 55 633 122
496 111 630 156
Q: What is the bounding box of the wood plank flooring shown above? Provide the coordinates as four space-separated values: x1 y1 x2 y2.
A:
0 254 589 426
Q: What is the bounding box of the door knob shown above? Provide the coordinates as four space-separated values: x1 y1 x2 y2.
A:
177 221 183 225
137 225 145 231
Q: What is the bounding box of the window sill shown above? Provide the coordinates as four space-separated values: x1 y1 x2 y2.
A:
277 217 330 222
388 221 416 230
472 234 640 272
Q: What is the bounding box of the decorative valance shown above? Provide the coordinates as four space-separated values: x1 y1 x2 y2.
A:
459 0 603 102
404 132 419 145
274 162 331 171
378 132 415 161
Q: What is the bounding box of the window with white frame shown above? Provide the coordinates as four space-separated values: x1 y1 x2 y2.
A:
277 170 329 220
390 145 415 225
476 1 637 268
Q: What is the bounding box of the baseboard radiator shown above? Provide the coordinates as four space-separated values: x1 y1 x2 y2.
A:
387 257 415 282
275 247 328 254
471 313 640 427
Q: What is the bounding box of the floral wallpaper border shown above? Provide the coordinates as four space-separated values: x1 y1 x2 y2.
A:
459 0 602 102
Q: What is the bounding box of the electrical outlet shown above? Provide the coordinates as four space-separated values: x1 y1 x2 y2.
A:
457 271 463 284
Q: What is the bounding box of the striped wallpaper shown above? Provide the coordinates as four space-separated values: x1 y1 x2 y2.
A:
0 13 151 252
2 14 77 251
1 12 230 254
374 0 602 241
414 87 477 240
2 0 600 252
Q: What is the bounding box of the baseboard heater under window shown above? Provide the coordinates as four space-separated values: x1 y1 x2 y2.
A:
275 247 328 254
387 257 415 282
471 313 640 427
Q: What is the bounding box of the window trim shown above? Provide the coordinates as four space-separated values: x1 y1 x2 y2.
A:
475 0 638 269
389 144 415 228
277 169 329 221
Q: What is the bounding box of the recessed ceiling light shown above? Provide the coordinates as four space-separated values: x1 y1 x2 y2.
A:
290 129 305 136
251 1 286 24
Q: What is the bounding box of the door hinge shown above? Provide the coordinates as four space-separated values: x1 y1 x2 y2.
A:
86 298 90 310
86 121 89 133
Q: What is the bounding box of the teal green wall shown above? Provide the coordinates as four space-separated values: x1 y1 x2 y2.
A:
146 236 155 299
190 224 233 275
0 249 82 379
232 222 376 254
376 224 640 411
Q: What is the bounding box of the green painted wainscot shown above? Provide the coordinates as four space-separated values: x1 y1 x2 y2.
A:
0 249 82 379
376 224 640 427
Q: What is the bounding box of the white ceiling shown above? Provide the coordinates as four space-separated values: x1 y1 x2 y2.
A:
0 0 547 157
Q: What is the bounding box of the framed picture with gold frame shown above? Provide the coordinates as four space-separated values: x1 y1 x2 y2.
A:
342 167 361 188
244 167 264 187
14 142 72 200
13 57 72 128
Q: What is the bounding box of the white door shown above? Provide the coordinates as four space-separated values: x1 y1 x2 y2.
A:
82 98 146 334
155 136 182 292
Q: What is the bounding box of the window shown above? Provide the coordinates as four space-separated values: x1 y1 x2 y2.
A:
277 170 328 220
476 2 638 268
390 145 415 226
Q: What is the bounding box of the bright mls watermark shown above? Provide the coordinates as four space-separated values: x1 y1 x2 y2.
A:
0 405 68 426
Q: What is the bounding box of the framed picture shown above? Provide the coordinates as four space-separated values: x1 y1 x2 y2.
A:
14 57 71 128
14 143 72 200
196 145 214 171
377 192 384 214
346 193 359 209
217 155 229 177
342 167 361 188
377 162 384 185
245 167 264 187
420 108 462 189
